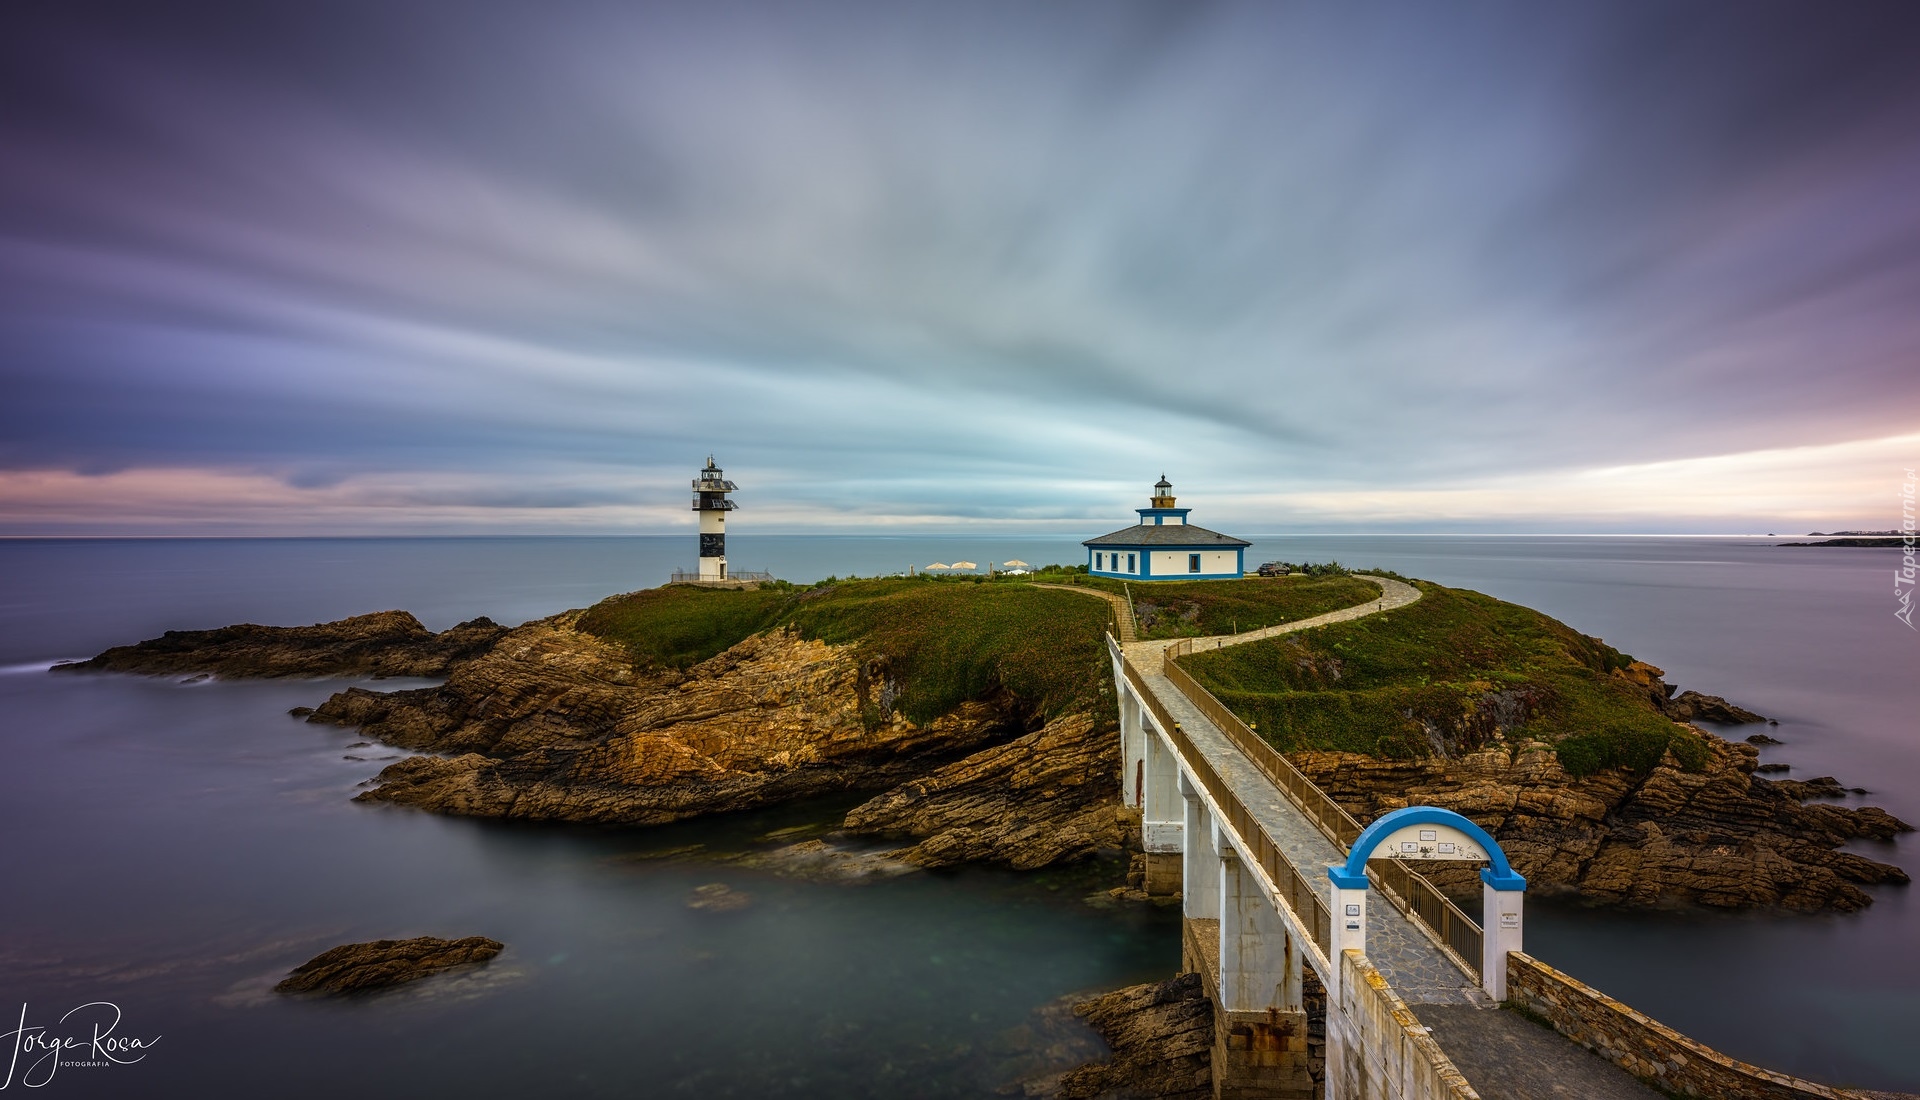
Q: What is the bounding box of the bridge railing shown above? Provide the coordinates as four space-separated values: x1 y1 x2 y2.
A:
1160 637 1484 980
1115 642 1333 956
1168 714 1336 957
1370 859 1484 976
1163 638 1363 847
667 569 776 583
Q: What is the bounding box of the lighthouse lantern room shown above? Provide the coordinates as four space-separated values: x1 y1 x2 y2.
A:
692 457 737 580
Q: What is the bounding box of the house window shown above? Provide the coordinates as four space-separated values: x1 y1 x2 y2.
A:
1188 553 1201 573
1095 553 1103 571
1127 553 1136 572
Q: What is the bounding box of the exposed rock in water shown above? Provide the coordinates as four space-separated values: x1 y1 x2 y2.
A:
686 884 751 912
733 839 918 883
1664 690 1768 725
1292 734 1911 911
53 611 508 679
842 712 1131 869
275 936 503 994
1746 732 1785 745
320 617 1028 827
1609 660 1769 725
1051 973 1213 1100
990 993 1117 1097
1773 776 1869 799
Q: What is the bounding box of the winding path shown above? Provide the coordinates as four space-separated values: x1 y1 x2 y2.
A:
1032 581 1136 641
1037 572 1419 666
1065 574 1663 1099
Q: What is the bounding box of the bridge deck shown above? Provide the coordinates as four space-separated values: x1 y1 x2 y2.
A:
1121 580 1668 1099
1128 645 1486 1006
1417 1005 1664 1100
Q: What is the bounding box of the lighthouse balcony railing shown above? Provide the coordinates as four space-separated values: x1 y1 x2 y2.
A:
691 478 739 491
690 497 739 510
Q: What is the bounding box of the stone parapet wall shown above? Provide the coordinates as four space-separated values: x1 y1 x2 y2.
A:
1333 951 1479 1100
1507 952 1864 1099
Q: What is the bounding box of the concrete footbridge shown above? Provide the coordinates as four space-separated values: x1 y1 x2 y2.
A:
1096 574 1876 1100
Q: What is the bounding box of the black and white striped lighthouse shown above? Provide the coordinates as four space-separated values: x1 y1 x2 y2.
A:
692 456 737 580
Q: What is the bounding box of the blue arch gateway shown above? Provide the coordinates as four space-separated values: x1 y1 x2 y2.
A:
1326 806 1528 1000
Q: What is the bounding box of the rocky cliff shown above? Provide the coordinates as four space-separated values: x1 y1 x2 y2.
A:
1613 658 1770 725
1051 973 1214 1100
317 614 1035 827
1293 734 1910 911
52 610 508 679
842 711 1129 869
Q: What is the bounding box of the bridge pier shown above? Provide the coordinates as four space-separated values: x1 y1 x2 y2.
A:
1180 774 1220 920
1141 721 1184 894
1203 845 1314 1099
1119 685 1146 809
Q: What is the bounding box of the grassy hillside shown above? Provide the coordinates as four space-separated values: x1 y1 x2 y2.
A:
1179 582 1707 777
575 584 796 669
1079 575 1381 638
576 578 1114 724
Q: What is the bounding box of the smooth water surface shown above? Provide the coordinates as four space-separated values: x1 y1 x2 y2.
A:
2 535 1916 1092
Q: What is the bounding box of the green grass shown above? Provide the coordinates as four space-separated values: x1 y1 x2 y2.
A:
779 580 1113 723
575 585 795 669
576 577 1114 725
1079 575 1380 638
1179 582 1707 777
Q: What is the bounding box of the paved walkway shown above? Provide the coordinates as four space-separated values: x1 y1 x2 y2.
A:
1131 573 1422 668
1419 1005 1665 1100
1120 574 1660 1097
1121 577 1482 1006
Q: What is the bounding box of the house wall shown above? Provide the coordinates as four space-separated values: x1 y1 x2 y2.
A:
1148 548 1241 578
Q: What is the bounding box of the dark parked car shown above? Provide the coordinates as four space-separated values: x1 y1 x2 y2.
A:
1256 561 1291 577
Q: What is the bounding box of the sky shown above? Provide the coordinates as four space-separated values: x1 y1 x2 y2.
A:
2 0 1918 536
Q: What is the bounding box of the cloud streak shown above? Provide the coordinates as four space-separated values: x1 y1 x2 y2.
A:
3 0 1917 532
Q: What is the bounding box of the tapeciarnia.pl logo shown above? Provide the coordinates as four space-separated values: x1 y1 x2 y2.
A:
1899 468 1917 630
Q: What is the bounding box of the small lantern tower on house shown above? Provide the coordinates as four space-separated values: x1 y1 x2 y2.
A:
1082 474 1250 581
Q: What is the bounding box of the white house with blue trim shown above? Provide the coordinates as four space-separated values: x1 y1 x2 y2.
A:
1083 476 1250 581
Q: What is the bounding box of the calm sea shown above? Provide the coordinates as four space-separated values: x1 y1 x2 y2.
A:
1 535 1915 1094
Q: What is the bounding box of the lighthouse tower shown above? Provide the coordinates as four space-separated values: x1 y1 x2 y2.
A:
692 456 736 580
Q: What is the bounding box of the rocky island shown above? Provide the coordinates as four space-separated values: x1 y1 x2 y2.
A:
52 610 508 679
62 573 1907 911
60 571 1914 1095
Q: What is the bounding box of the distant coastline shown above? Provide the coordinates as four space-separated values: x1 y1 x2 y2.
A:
1778 536 1909 547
